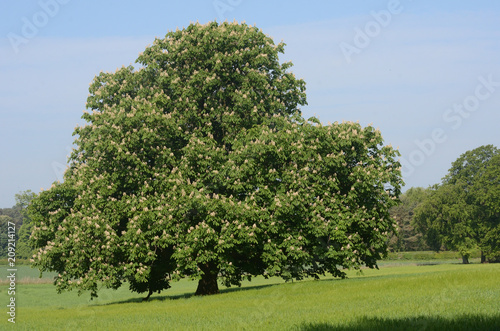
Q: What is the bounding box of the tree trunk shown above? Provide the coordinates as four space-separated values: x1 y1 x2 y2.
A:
462 255 469 264
142 289 153 301
195 262 219 296
481 251 486 263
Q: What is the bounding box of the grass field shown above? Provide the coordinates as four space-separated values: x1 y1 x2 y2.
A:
1 258 499 330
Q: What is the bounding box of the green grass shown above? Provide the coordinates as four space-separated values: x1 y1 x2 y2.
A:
385 250 482 261
0 262 499 330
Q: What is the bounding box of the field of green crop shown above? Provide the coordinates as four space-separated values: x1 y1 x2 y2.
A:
1 258 499 330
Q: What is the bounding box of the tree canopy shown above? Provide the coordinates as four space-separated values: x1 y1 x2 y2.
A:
414 145 500 263
28 21 402 298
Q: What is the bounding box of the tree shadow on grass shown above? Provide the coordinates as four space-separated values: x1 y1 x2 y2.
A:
99 281 286 306
299 314 500 331
92 262 476 307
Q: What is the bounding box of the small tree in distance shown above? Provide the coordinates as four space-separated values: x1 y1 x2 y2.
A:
29 21 402 298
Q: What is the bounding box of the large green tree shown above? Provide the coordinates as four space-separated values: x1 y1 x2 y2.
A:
442 145 499 186
29 21 402 298
473 153 500 262
414 145 500 263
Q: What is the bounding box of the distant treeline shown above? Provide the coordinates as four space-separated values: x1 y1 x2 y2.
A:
388 145 500 264
0 190 36 260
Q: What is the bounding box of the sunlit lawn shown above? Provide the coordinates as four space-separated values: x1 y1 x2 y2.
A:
0 260 498 330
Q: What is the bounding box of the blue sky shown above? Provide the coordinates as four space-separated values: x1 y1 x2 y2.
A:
1 0 500 207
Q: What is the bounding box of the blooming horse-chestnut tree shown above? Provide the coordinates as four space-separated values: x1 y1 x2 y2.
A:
29 21 402 298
